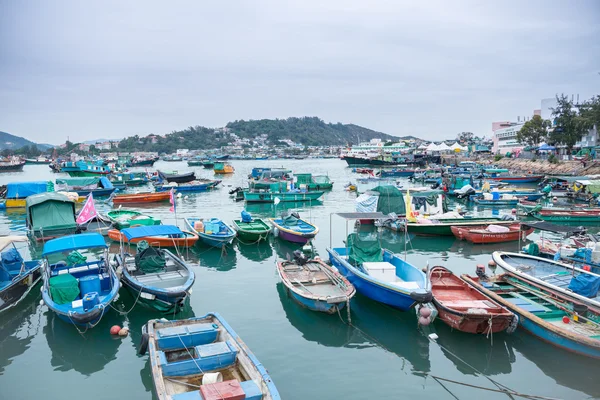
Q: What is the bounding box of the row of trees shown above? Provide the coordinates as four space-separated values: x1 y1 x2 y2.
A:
516 94 600 154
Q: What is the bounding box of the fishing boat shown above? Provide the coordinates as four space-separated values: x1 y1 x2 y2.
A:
462 274 600 358
140 312 281 400
66 161 112 177
154 179 221 193
213 162 235 174
157 170 196 184
114 231 195 312
270 213 318 244
187 159 204 166
0 160 26 172
405 217 517 236
519 221 588 260
486 174 544 184
108 225 199 248
326 214 432 311
130 157 158 167
111 191 171 205
232 211 271 242
429 266 515 333
519 203 600 223
473 195 519 206
110 172 148 187
0 236 43 313
244 190 324 203
277 251 355 313
295 173 334 190
107 209 162 230
79 214 112 236
492 251 600 309
202 161 215 169
184 217 236 248
451 223 533 244
378 168 416 178
55 177 116 197
25 157 52 165
0 181 53 208
41 233 120 327
354 168 374 175
26 193 78 241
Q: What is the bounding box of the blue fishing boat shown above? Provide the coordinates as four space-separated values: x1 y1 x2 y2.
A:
55 177 116 197
184 217 236 248
0 236 43 313
41 234 120 328
141 312 281 400
154 179 221 192
463 274 600 359
378 168 416 178
326 212 432 311
277 251 355 313
114 229 195 313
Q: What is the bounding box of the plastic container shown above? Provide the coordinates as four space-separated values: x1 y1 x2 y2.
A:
82 292 99 311
79 275 101 296
492 189 500 200
202 372 223 385
194 220 204 233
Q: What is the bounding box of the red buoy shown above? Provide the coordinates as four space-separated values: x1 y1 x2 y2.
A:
562 316 570 324
583 265 591 272
110 325 121 335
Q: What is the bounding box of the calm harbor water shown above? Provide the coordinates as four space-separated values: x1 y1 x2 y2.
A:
1 159 599 400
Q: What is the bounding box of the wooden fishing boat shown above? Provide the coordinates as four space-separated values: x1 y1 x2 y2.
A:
232 215 271 242
140 312 281 400
25 157 52 165
0 160 25 172
277 252 355 313
111 191 171 205
270 214 318 244
492 251 600 309
463 274 600 358
108 225 199 248
451 223 533 244
326 232 432 311
354 168 374 175
26 193 78 241
184 217 236 248
244 190 324 203
107 209 161 230
213 162 235 174
115 230 195 312
429 266 515 333
154 179 221 192
0 237 43 313
405 217 516 236
41 234 120 327
79 214 112 236
157 170 196 184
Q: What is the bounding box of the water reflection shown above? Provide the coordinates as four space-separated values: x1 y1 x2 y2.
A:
272 239 305 260
0 290 43 375
193 246 238 271
245 200 324 218
236 240 273 263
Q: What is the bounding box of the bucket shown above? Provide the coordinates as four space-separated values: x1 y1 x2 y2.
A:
202 372 223 385
492 190 500 200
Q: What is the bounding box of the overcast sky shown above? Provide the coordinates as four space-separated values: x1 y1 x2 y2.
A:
1 0 599 144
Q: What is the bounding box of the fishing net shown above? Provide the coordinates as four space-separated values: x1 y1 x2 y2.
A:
67 251 87 266
49 274 80 305
135 241 166 273
347 233 383 266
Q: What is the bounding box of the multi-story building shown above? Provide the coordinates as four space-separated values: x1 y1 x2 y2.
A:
491 122 524 153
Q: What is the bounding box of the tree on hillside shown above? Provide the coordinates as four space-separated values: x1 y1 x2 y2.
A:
548 94 590 156
516 115 550 148
457 132 474 143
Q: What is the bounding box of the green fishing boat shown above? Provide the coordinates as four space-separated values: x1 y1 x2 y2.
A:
107 209 161 230
187 159 204 166
243 191 324 203
295 173 333 191
232 217 271 242
518 203 600 223
405 217 516 236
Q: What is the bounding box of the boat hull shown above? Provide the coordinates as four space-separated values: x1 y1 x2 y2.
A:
244 191 324 203
452 225 533 244
154 181 220 192
122 278 189 313
108 229 199 247
233 219 271 242
112 192 171 204
488 175 544 183
0 266 42 313
406 218 516 236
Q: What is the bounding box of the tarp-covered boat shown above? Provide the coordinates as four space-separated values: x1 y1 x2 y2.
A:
429 266 515 333
108 225 199 248
41 233 120 327
55 177 115 197
107 209 162 230
141 312 281 400
115 233 195 312
1 181 54 208
184 217 236 248
0 236 43 313
277 252 355 313
26 193 78 241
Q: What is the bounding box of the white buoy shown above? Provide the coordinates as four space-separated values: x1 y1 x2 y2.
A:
428 333 439 340
202 372 223 385
177 193 183 198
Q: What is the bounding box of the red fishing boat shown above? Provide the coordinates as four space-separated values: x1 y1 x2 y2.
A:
429 266 515 334
108 228 199 247
451 223 533 244
355 168 374 175
111 191 171 205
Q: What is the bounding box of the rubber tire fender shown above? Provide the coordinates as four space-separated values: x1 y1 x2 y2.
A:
139 325 150 355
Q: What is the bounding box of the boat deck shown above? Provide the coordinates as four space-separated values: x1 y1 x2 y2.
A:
123 256 189 289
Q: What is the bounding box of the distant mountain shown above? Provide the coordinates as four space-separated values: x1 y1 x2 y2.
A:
0 131 52 150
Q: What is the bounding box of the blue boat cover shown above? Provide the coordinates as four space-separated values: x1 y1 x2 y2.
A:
121 225 182 240
568 274 600 298
99 176 114 189
43 233 107 256
7 181 49 199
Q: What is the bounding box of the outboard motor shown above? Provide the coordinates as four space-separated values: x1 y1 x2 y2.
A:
476 264 489 281
291 212 301 219
293 250 308 266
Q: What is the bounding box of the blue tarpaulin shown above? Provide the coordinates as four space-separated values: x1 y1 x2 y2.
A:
121 225 182 240
538 144 556 151
568 274 600 298
42 233 107 256
7 181 50 199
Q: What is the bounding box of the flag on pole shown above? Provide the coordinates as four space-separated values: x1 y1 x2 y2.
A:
405 189 416 222
76 193 98 224
169 188 176 213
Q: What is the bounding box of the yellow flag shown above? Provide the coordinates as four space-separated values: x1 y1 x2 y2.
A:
405 189 416 222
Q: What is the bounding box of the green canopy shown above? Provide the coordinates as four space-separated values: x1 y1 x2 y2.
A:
26 193 77 233
347 233 383 266
49 274 80 305
370 186 406 215
295 173 313 185
56 177 100 187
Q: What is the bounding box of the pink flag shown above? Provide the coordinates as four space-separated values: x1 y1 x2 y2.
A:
76 193 98 224
169 188 176 213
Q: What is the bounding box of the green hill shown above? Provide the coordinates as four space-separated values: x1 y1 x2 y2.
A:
0 131 52 150
118 117 405 152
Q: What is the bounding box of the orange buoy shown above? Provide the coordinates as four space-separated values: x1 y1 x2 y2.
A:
110 325 121 335
583 265 591 272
